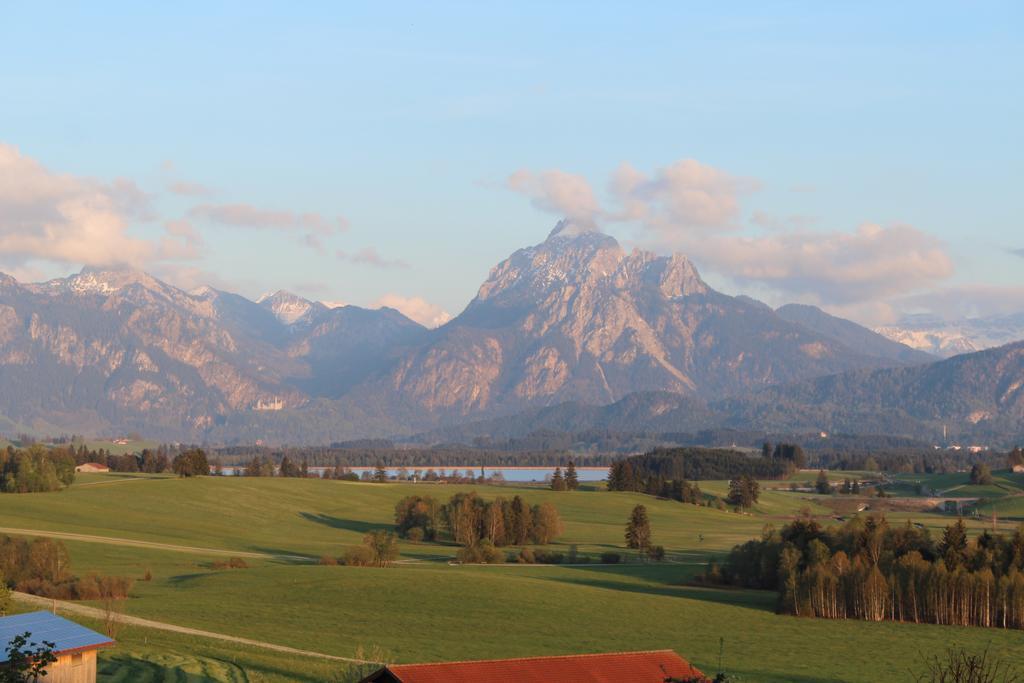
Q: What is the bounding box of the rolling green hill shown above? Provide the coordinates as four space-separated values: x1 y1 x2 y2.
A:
4 475 1024 682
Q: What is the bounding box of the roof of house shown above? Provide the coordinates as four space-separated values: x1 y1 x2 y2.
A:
0 612 115 663
76 462 109 469
359 650 706 683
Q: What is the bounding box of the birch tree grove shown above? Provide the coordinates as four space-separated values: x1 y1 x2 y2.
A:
710 514 1024 630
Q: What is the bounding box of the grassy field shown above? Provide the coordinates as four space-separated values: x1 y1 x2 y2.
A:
4 473 1024 681
83 438 160 455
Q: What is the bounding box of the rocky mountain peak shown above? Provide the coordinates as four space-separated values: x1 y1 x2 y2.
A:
33 266 166 297
258 290 324 326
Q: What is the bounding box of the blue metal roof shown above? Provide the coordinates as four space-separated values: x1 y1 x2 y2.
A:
0 611 114 662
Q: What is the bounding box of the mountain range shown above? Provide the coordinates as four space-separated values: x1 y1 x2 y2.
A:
876 312 1024 358
0 222 1021 445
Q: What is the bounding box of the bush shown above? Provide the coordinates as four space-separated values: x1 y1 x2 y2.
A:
457 540 504 564
516 547 536 564
211 557 248 570
343 545 376 567
142 569 152 582
647 545 666 562
534 551 564 565
600 552 622 564
406 527 424 543
318 555 339 566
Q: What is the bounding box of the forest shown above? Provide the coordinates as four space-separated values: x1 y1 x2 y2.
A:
708 514 1024 629
607 446 797 492
0 445 75 492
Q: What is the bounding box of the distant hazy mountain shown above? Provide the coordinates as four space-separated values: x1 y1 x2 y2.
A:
0 268 424 439
776 303 934 364
348 221 906 423
419 342 1024 446
876 312 1024 358
717 340 1024 443
0 222 984 443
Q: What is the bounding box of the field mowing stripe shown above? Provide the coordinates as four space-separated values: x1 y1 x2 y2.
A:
0 526 311 563
12 592 378 664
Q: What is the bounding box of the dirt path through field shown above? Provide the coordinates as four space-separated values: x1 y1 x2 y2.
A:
12 592 377 665
0 526 310 563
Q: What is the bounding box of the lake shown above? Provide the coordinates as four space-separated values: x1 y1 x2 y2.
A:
221 465 608 482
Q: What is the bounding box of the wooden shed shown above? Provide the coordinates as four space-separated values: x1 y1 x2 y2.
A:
0 611 114 683
359 650 707 682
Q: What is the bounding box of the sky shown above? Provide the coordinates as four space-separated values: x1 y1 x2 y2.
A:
0 2 1021 328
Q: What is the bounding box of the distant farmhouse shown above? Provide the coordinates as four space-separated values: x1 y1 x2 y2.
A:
0 611 114 683
359 650 706 682
74 462 110 473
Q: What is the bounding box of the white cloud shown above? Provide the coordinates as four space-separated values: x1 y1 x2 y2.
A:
336 247 409 269
188 203 348 234
609 159 757 232
157 220 204 260
692 223 953 305
507 169 601 228
505 159 955 312
373 294 452 328
888 284 1024 321
168 180 214 197
0 143 159 269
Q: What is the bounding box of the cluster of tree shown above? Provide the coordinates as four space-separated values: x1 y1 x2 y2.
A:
394 492 564 549
811 449 1013 475
726 475 760 509
624 505 666 561
838 479 862 495
215 444 617 468
0 446 75 493
608 447 792 491
606 461 709 507
970 463 995 486
171 449 210 477
708 514 1024 630
340 531 399 567
0 536 132 601
550 462 579 491
13 441 190 474
761 442 806 468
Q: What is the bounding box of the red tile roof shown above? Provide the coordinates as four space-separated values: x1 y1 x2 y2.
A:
361 649 707 683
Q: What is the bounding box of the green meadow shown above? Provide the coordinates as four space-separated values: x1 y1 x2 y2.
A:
4 473 1024 681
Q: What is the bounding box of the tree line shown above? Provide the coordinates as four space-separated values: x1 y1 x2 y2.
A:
0 446 75 493
707 514 1024 630
216 444 619 468
0 535 132 601
608 446 795 487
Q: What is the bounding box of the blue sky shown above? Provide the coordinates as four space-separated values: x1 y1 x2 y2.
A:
0 2 1020 326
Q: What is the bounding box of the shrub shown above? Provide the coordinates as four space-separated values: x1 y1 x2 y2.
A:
457 540 504 564
534 551 564 565
318 555 339 566
343 545 376 567
647 545 666 562
600 552 622 564
516 547 536 564
211 557 249 570
142 569 152 581
406 527 424 543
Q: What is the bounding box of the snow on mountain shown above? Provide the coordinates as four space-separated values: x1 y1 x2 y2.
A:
876 313 1024 358
257 290 324 326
